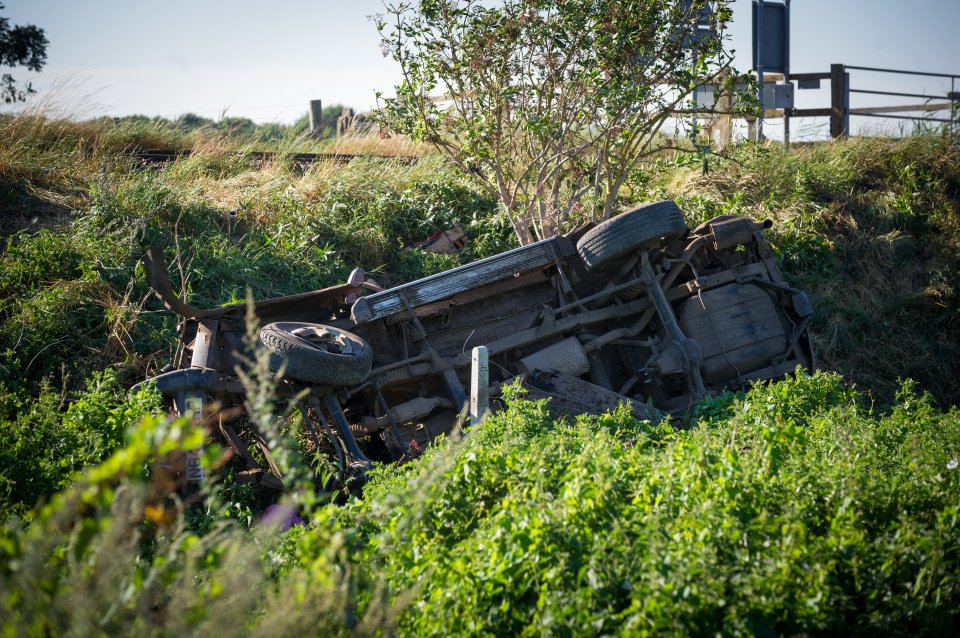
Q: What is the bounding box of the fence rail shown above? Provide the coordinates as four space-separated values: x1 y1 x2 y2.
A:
844 65 960 80
774 63 959 138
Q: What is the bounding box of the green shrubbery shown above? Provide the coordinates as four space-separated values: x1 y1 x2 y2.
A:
331 371 959 635
2 370 958 635
0 370 162 519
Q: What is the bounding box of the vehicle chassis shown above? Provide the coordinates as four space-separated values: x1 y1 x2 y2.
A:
141 201 815 489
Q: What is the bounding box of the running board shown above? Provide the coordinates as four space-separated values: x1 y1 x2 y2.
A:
351 236 574 323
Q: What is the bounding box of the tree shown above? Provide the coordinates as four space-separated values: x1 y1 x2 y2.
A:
375 0 755 244
0 2 48 104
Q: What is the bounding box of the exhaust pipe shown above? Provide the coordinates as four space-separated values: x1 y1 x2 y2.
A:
708 218 772 251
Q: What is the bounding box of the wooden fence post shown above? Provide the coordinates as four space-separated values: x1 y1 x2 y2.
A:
716 85 732 147
830 64 849 138
336 108 355 137
308 100 323 138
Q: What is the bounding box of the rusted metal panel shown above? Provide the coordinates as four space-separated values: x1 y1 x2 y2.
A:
665 262 770 300
526 371 663 423
677 283 788 385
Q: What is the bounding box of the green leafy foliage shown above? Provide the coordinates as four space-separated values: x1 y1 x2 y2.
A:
330 370 960 635
0 370 162 519
3 371 958 635
101 103 353 145
376 0 757 243
0 331 379 637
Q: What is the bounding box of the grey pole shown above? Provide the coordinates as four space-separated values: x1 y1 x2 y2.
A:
469 346 489 425
756 1 764 142
783 0 791 146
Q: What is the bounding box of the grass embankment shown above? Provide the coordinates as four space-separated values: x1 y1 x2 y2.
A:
0 113 512 517
666 137 960 407
2 372 959 636
3 116 957 407
0 114 959 633
0 114 507 378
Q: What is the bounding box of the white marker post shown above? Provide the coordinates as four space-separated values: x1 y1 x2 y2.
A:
469 346 489 426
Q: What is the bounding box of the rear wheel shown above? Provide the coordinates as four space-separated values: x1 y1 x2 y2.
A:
259 322 372 386
576 200 687 271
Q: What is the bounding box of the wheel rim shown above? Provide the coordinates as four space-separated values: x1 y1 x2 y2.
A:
290 326 354 356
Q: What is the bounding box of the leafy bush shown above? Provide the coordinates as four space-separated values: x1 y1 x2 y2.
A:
329 371 960 635
4 370 957 635
0 370 162 519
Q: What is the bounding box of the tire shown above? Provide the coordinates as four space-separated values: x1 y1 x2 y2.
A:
258 322 373 386
576 200 687 271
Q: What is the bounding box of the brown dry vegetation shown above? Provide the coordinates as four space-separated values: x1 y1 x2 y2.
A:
0 112 433 234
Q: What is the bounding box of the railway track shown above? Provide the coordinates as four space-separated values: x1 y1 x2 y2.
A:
133 148 421 168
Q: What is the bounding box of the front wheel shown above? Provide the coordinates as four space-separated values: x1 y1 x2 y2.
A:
258 322 372 386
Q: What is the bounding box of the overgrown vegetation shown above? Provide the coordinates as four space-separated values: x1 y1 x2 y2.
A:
2 371 959 635
103 102 359 145
0 113 511 393
1 109 959 632
667 136 960 407
0 371 162 517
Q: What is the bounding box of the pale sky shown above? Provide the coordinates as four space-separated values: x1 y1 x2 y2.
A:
3 1 959 139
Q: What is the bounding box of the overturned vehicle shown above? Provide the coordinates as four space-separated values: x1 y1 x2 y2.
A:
141 200 815 489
